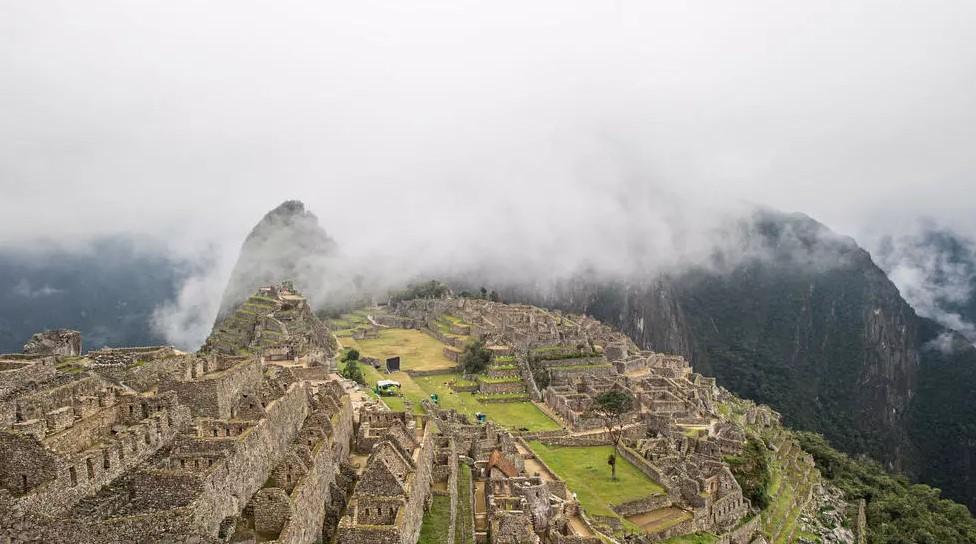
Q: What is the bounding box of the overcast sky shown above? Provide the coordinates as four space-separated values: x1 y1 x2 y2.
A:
2 0 975 264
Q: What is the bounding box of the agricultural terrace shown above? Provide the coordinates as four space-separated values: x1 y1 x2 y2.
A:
328 310 372 336
337 325 560 431
528 441 666 526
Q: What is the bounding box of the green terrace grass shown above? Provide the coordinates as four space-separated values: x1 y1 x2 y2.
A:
339 327 559 430
489 364 518 371
354 362 426 415
329 311 371 330
344 328 457 371
419 494 453 544
415 374 560 431
351 362 557 430
456 464 474 544
493 355 516 363
477 374 523 384
527 441 666 522
475 393 530 402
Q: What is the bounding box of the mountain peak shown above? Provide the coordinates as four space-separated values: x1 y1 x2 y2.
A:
215 200 336 320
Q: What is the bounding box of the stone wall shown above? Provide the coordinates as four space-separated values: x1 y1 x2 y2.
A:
92 356 190 393
537 357 606 369
272 391 354 544
162 358 262 419
3 392 191 519
0 374 106 427
42 401 120 455
714 514 760 544
477 380 525 395
0 358 56 400
616 445 679 497
79 382 315 542
191 381 311 535
399 422 436 544
611 495 671 517
22 330 82 357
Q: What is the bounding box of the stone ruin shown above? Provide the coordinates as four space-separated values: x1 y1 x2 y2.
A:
0 288 802 544
23 329 82 357
394 296 762 544
0 284 355 544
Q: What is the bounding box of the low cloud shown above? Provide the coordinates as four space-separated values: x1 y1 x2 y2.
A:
149 246 233 350
12 279 64 298
875 223 976 344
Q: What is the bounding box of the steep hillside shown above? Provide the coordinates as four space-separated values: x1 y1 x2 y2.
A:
215 200 337 321
516 210 976 510
203 281 337 360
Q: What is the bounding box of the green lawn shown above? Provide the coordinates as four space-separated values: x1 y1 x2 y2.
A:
419 494 453 544
340 328 559 431
414 374 560 431
349 361 558 430
344 328 458 371
456 464 474 544
527 441 665 520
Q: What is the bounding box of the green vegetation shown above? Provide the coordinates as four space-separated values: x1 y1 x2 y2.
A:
529 345 593 361
796 432 976 544
455 464 474 544
415 374 559 431
592 390 635 452
418 494 452 544
391 280 449 303
725 438 772 510
338 325 558 429
460 339 492 374
458 286 500 301
344 328 457 371
451 377 477 388
477 374 522 384
339 349 365 385
475 393 529 402
527 441 665 523
328 310 371 331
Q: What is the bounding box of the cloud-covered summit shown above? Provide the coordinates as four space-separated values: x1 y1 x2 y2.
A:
216 200 337 319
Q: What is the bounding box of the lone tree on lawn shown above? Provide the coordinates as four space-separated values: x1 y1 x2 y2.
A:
592 389 635 480
340 349 365 385
460 339 492 375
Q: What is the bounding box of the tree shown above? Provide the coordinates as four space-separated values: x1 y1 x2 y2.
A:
725 438 772 510
592 390 635 479
344 348 360 362
341 358 365 385
460 339 492 375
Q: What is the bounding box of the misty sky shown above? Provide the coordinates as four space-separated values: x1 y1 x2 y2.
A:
2 1 976 345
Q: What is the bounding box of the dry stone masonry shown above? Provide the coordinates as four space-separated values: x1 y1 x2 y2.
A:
0 286 847 544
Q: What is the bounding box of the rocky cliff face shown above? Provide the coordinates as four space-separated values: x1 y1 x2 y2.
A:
514 210 976 510
216 200 337 321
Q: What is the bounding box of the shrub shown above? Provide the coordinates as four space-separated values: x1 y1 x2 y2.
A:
460 339 492 374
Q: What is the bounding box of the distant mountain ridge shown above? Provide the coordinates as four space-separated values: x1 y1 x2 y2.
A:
508 209 976 510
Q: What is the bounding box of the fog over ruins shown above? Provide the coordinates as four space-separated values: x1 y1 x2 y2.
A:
2 2 976 543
